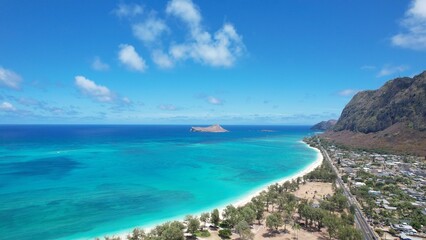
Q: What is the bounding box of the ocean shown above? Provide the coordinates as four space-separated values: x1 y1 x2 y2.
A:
0 125 318 239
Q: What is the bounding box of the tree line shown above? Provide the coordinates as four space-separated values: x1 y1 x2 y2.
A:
101 158 361 240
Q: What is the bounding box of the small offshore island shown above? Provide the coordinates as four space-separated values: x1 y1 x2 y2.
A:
190 124 229 133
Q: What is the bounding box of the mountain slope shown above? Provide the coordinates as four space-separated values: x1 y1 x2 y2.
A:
311 120 337 131
322 71 426 156
334 71 426 133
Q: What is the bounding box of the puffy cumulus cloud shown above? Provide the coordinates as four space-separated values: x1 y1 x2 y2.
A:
392 0 426 50
166 0 245 67
338 89 359 97
377 65 408 77
169 23 244 67
118 44 147 72
132 17 168 44
92 57 109 71
152 50 174 69
113 3 143 18
113 0 245 69
158 104 179 111
0 101 16 111
75 76 114 102
166 0 201 28
0 67 22 89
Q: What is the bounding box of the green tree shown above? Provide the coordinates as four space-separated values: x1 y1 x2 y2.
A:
312 208 326 231
126 228 145 240
324 214 339 240
219 228 232 239
151 221 185 240
349 204 356 215
223 205 241 228
331 192 348 211
218 229 232 238
341 212 355 226
266 212 283 231
251 195 265 224
185 215 200 235
199 212 210 230
265 187 278 211
342 175 349 183
235 220 254 240
338 225 362 240
240 206 256 225
282 181 291 192
211 208 220 226
282 211 292 232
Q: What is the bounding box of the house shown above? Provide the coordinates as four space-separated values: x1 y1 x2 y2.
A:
383 204 397 211
392 223 417 235
368 190 381 196
376 198 390 205
399 233 424 240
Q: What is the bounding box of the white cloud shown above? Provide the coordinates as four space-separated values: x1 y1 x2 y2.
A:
165 0 245 67
152 50 174 68
168 24 244 67
391 0 426 50
166 0 201 27
74 76 114 102
114 3 143 18
338 89 359 96
158 104 178 111
207 96 223 105
410 0 426 18
112 0 245 69
377 65 408 77
92 57 109 71
0 67 22 89
132 17 168 44
118 44 147 72
0 101 16 111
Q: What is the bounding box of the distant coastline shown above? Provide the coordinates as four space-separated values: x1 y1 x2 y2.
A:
105 140 324 240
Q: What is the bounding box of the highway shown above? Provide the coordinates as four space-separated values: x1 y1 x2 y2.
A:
317 138 378 240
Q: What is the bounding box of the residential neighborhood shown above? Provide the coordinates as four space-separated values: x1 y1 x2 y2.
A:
312 138 426 239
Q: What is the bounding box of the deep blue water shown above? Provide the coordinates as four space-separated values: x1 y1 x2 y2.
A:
0 125 317 239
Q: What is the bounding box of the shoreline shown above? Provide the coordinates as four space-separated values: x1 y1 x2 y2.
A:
94 141 324 240
229 141 323 209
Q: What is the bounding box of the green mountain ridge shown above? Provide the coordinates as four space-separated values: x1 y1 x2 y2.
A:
334 71 426 133
322 71 426 156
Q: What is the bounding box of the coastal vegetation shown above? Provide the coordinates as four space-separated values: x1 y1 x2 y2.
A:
102 152 362 240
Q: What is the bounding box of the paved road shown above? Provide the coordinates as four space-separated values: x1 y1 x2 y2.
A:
317 138 378 240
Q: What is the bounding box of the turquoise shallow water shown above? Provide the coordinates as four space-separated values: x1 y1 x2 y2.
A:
0 125 317 239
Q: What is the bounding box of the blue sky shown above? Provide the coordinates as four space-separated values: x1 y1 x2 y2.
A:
0 0 425 124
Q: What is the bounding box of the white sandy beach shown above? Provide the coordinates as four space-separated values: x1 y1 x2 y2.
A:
96 142 324 240
230 143 323 209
